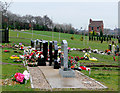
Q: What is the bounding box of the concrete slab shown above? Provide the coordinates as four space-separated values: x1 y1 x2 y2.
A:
38 66 107 89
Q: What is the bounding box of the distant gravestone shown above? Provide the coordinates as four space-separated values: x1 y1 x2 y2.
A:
59 40 75 77
97 36 98 41
1 29 9 43
112 45 115 54
31 40 34 48
109 44 111 51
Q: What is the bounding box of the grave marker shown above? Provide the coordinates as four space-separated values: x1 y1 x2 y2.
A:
54 45 60 69
109 44 111 51
59 40 75 77
49 41 53 66
31 40 34 48
39 40 42 51
43 40 47 64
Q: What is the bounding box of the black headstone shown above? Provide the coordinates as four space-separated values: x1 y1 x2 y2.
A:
43 40 47 65
49 41 53 66
54 45 60 69
39 40 42 51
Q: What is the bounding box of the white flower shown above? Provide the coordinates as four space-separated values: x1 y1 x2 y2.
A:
23 70 30 80
89 51 91 53
41 55 44 58
57 57 60 62
36 54 39 58
86 68 91 71
58 50 61 54
83 50 86 53
19 55 24 59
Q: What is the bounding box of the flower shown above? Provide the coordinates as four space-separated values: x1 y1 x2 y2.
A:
19 43 22 45
14 73 24 83
23 70 30 80
71 57 73 59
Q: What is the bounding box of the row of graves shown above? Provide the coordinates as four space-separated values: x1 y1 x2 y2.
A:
68 41 119 57
89 35 120 43
21 39 92 77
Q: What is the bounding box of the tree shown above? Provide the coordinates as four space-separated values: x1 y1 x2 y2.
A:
100 29 103 37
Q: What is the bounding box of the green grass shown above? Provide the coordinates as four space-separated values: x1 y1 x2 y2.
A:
2 64 25 79
9 30 118 51
2 64 37 91
81 67 119 91
68 51 118 66
2 47 24 64
1 30 119 91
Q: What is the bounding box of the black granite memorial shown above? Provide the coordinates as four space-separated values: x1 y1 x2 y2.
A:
43 41 47 64
54 45 60 69
39 40 42 51
49 41 53 66
1 29 9 43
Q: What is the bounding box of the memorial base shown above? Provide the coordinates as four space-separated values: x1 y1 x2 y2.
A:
38 58 46 66
54 64 60 69
59 68 75 78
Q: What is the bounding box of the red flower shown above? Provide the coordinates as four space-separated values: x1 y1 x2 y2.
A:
14 73 19 78
71 57 73 59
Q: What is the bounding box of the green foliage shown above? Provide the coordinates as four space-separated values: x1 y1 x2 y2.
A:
100 29 103 37
70 29 74 34
71 35 74 40
80 36 83 41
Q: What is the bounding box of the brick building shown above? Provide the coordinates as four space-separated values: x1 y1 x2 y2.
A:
88 19 104 34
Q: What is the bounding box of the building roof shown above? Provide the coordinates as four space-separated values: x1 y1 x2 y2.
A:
89 20 103 27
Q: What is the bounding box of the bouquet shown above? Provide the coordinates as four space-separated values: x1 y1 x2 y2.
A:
13 70 30 84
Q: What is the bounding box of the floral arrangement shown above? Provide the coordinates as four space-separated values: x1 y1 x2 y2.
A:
68 56 91 72
4 50 10 52
12 70 30 84
27 62 38 66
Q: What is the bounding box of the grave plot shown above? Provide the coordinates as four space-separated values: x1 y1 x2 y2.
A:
27 39 107 90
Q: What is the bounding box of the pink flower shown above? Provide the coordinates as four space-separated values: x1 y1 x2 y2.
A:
14 73 25 83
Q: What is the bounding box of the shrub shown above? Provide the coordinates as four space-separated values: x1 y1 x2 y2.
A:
71 35 74 40
80 36 83 41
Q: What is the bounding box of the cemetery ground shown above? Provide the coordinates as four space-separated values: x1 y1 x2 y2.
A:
1 30 120 91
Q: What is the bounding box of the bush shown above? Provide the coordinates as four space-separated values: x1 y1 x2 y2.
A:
80 36 83 41
71 35 74 40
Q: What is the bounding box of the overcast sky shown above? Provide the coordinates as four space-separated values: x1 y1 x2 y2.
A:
6 0 118 30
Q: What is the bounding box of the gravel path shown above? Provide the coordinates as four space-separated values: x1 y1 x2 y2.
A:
28 66 51 90
75 71 107 89
29 66 107 90
0 62 23 65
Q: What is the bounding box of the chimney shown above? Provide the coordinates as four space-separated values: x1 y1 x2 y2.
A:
90 19 92 23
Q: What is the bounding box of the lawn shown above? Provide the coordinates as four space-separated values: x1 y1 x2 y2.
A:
9 30 118 51
1 64 37 91
81 67 119 91
1 30 119 91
